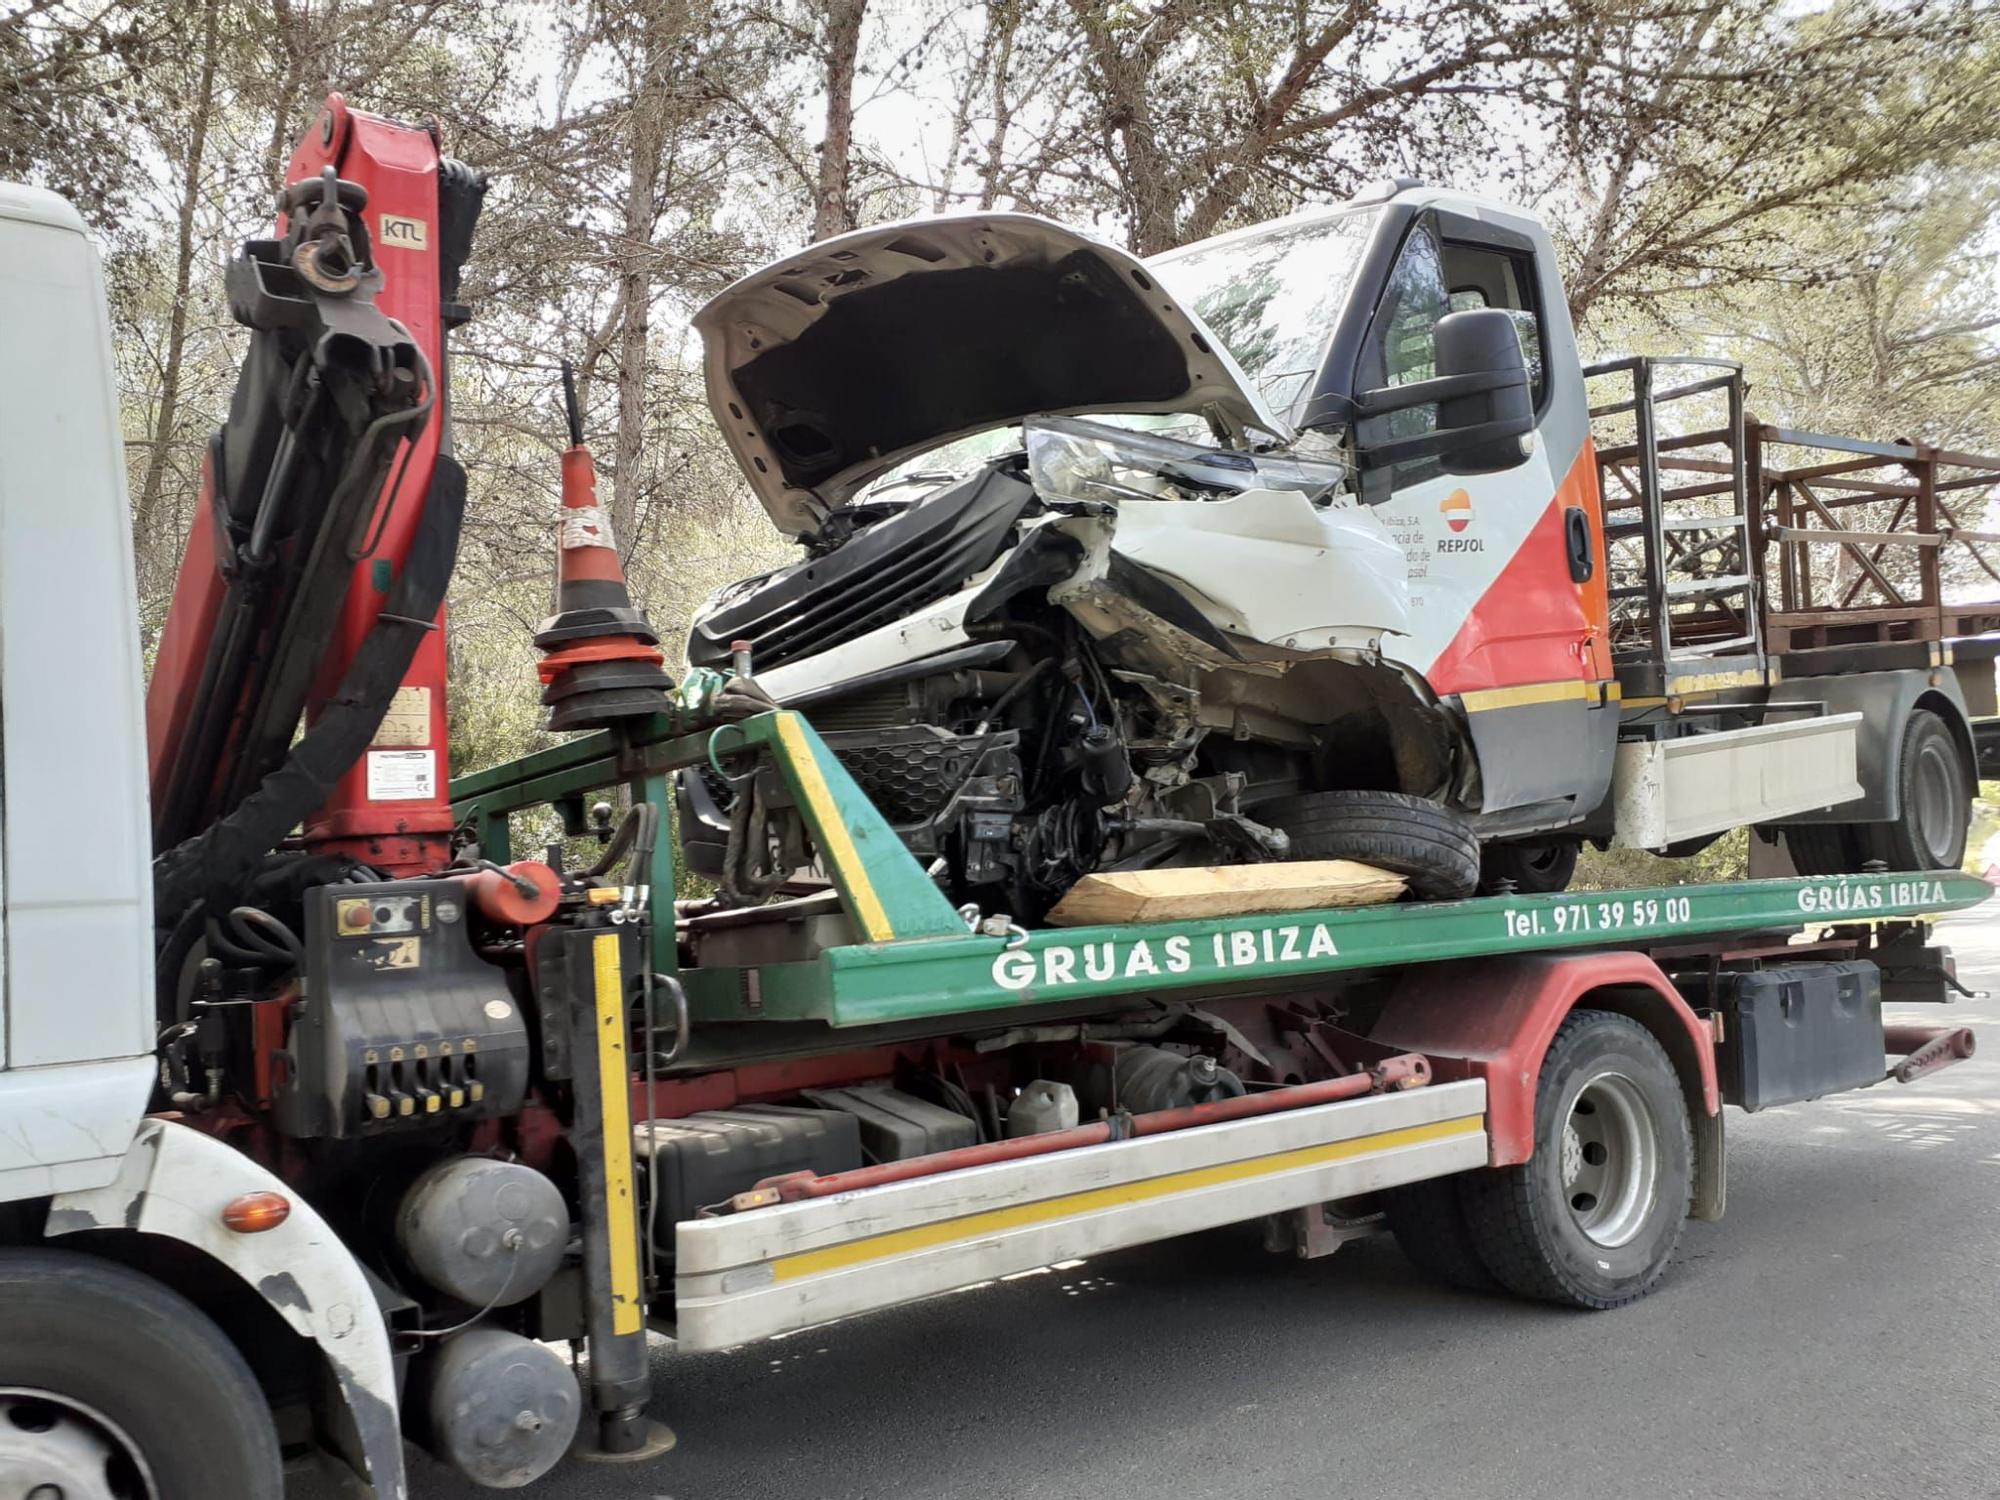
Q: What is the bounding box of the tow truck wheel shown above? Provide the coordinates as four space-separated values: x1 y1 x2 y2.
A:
1479 839 1580 895
1459 1010 1692 1309
0 1247 282 1499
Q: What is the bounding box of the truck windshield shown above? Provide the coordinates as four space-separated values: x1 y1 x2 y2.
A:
1147 208 1379 416
854 207 1379 506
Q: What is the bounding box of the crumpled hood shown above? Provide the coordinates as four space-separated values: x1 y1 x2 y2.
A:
693 213 1287 535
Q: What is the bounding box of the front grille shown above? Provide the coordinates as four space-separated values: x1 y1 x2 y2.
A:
834 728 986 823
701 725 1014 829
794 682 915 734
689 469 1033 672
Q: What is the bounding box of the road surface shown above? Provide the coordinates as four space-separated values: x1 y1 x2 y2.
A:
407 910 2000 1499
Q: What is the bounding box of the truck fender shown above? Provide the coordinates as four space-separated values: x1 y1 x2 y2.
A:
44 1118 406 1500
1767 667 1973 824
1367 952 1724 1218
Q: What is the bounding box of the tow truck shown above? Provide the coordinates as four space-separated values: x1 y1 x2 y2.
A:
0 97 1988 1498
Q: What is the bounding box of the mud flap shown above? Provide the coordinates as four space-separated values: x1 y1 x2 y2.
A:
1692 1102 1726 1222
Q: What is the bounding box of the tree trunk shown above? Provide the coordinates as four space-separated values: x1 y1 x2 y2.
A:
131 0 221 588
1066 0 1179 254
976 0 1021 209
260 0 308 197
610 14 673 557
814 0 867 241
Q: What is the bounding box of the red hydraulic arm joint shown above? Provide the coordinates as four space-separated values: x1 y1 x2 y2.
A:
289 97 454 873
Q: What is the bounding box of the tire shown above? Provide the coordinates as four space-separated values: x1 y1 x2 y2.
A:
1783 820 1864 876
0 1247 283 1499
1384 1177 1498 1292
1479 839 1580 895
1459 1010 1692 1309
1783 710 1970 875
1260 790 1481 899
1866 709 1970 871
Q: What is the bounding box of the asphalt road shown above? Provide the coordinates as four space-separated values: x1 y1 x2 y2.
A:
408 910 2000 1500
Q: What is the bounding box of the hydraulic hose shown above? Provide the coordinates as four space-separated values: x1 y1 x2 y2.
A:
152 456 466 922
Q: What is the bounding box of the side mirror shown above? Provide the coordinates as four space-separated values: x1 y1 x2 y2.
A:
1350 306 1534 484
1433 307 1533 474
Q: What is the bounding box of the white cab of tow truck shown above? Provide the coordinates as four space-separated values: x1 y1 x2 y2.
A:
0 179 426 1500
0 182 157 1199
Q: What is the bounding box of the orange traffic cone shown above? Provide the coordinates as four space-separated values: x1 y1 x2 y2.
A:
534 364 674 730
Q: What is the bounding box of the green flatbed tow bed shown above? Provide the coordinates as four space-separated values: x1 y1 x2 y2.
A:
452 708 1991 1032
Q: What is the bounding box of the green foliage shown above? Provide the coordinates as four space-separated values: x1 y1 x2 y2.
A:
3 0 1994 864
1576 830 1750 892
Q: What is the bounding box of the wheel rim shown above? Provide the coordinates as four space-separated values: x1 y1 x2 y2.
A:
1559 1072 1660 1249
1911 740 1962 866
0 1389 155 1500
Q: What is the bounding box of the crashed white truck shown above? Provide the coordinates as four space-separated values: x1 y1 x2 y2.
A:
678 184 1993 919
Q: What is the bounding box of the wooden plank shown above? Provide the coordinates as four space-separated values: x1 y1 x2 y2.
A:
1760 427 1920 463
1769 526 1939 547
1046 860 1407 926
1931 446 2000 471
1934 471 2000 494
1779 476 1921 501
1595 428 1736 466
1767 605 1937 629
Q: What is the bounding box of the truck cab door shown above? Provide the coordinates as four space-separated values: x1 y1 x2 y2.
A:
1351 212 1614 832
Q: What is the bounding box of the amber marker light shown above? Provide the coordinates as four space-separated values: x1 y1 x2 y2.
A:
221 1191 292 1233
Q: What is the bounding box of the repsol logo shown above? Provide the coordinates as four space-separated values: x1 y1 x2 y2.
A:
1437 537 1485 553
379 213 428 249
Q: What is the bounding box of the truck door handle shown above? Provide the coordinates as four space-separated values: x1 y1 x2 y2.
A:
1564 506 1594 583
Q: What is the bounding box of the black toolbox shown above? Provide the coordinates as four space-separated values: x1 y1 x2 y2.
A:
634 1105 860 1253
1716 961 1884 1111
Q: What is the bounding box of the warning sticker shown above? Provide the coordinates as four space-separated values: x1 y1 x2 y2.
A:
559 505 616 551
372 686 432 747
369 937 422 970
366 749 436 802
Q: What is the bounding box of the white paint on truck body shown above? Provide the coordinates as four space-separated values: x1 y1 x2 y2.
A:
0 183 155 1194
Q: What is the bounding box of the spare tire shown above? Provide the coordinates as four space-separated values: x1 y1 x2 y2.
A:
1259 789 1481 899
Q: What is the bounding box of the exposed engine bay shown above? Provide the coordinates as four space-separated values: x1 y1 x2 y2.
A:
681 416 1465 918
